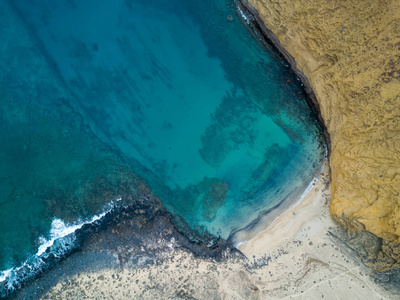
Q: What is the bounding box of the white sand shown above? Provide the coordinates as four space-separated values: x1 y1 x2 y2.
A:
41 163 395 299
239 163 331 255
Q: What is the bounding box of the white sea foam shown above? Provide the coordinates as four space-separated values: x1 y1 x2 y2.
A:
237 6 250 24
36 207 113 256
0 269 12 283
0 197 121 287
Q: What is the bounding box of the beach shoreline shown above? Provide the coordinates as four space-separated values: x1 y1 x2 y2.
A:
234 154 327 248
238 162 330 256
8 0 400 297
34 161 396 299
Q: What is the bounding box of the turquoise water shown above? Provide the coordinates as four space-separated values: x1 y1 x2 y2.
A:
0 0 324 291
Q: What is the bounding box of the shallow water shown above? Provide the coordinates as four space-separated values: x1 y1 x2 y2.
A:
0 0 324 291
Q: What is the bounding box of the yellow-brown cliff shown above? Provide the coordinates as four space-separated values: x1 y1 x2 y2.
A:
243 0 400 260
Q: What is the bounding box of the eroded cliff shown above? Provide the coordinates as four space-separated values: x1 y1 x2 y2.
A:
244 0 400 265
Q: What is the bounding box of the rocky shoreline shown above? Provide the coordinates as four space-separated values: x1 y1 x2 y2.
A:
6 0 400 298
26 163 399 299
12 189 239 299
1 0 329 297
237 0 331 155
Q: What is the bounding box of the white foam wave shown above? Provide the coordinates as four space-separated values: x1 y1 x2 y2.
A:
0 197 121 287
237 6 250 24
36 207 112 256
0 269 12 283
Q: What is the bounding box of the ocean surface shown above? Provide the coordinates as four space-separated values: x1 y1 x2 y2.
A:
0 0 325 294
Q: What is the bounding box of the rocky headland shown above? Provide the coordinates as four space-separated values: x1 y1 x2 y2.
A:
241 0 400 270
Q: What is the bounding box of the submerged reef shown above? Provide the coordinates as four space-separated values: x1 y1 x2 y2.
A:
242 0 400 269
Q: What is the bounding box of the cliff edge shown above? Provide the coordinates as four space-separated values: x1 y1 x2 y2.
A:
244 0 400 267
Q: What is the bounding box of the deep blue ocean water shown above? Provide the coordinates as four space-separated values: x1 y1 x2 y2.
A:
0 0 325 292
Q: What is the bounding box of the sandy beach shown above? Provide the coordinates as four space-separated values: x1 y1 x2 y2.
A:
2 0 399 297
34 163 396 299
238 164 330 256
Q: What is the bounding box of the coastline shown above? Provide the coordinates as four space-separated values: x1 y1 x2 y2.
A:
1 0 329 297
0 198 124 296
237 0 331 155
239 162 330 256
35 162 395 299
241 0 400 263
232 154 327 248
235 157 326 248
7 0 400 298
16 59 392 297
234 0 400 295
